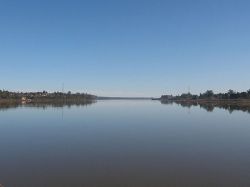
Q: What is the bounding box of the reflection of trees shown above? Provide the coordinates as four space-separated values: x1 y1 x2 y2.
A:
0 103 19 111
160 100 173 105
219 105 250 114
161 100 250 114
0 100 96 111
199 104 215 112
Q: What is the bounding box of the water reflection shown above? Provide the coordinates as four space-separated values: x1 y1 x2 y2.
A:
161 100 250 113
1 100 250 187
0 100 96 111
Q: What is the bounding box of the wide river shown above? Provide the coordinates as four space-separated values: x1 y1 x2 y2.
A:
0 100 250 187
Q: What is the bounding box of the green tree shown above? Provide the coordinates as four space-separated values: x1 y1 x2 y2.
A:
205 90 214 98
228 89 235 95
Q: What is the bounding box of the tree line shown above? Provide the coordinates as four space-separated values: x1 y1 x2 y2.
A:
161 89 250 100
0 90 96 101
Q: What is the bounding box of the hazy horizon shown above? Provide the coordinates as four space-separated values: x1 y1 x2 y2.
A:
1 0 250 97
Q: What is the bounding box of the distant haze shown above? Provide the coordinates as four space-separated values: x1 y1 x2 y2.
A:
1 0 250 97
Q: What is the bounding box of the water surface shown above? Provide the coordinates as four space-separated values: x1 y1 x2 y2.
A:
0 100 250 187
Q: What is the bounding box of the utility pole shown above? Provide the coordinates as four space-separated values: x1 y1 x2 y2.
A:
62 82 66 102
62 83 64 94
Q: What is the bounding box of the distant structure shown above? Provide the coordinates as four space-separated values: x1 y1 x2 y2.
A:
62 83 64 94
21 96 32 103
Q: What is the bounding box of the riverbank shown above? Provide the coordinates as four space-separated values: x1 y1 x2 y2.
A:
167 99 250 106
0 99 20 104
0 98 96 104
161 99 250 113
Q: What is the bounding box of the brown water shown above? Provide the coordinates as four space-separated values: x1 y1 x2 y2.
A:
0 100 250 187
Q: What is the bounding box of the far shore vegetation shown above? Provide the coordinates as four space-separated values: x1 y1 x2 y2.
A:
160 89 250 101
160 89 250 113
0 90 97 104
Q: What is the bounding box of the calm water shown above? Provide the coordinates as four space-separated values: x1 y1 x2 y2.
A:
1 100 250 187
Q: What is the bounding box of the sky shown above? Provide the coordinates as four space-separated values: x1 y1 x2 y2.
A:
0 0 250 97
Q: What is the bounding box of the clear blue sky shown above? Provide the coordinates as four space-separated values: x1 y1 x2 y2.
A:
0 0 250 97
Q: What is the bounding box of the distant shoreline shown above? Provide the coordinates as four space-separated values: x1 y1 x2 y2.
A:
97 97 152 100
161 98 250 106
0 98 96 104
159 89 250 107
0 90 97 105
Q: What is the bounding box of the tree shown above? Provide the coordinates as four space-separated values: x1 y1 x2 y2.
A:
228 89 235 95
228 89 238 99
199 90 214 99
205 90 214 98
